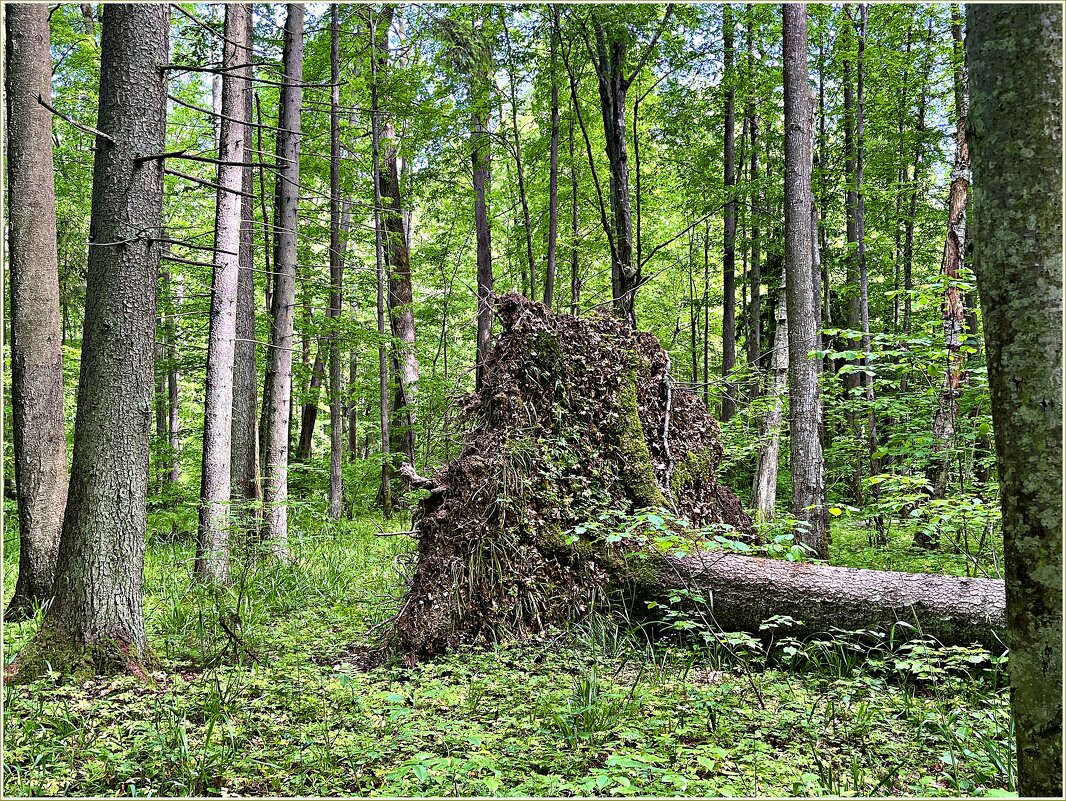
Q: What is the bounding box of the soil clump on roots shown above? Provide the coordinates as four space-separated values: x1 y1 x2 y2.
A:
389 295 753 661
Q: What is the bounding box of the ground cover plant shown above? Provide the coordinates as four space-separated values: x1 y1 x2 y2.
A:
3 510 1014 797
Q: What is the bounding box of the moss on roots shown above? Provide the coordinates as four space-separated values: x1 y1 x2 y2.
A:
5 623 158 685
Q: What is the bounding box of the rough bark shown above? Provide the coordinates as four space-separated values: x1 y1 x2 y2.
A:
968 6 1063 796
261 4 304 556
660 552 1005 653
6 3 169 682
197 3 251 583
5 3 69 620
924 5 969 509
721 6 737 422
782 4 827 559
752 285 788 521
231 6 261 534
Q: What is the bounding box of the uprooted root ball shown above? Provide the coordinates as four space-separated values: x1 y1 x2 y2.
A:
389 294 753 661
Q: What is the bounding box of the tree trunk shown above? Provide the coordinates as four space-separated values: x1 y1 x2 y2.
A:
745 8 761 375
924 5 969 509
260 4 304 557
165 266 182 485
369 9 392 518
721 6 737 422
296 343 325 463
543 6 561 311
328 3 344 520
5 3 68 620
591 15 639 327
782 4 828 560
6 3 169 682
968 6 1063 796
659 552 1005 653
231 6 261 535
569 115 580 316
902 24 932 340
502 16 536 299
196 3 251 583
473 63 494 391
751 286 788 521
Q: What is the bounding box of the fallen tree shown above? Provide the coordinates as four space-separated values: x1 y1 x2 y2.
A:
389 295 1006 661
659 551 1005 653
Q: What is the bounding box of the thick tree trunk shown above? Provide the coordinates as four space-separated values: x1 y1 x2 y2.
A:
197 3 251 583
968 6 1063 796
782 4 828 560
924 6 969 511
659 552 1005 653
261 4 304 556
231 6 260 534
543 6 561 311
752 286 788 521
5 3 68 620
6 3 169 682
328 4 344 520
721 6 737 422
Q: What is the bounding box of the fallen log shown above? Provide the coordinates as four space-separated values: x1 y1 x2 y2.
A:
658 551 1006 652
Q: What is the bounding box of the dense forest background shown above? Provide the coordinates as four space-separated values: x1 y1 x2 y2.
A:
3 2 1061 797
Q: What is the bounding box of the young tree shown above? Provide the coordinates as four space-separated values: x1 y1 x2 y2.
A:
924 4 969 506
471 22 494 390
328 3 344 519
5 3 68 619
6 3 169 680
196 3 252 582
968 6 1063 796
261 4 304 555
721 5 737 421
744 7 762 375
751 284 788 519
782 3 828 559
543 6 562 310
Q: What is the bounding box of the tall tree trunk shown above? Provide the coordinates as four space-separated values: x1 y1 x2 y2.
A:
782 3 828 560
261 4 304 556
369 9 392 517
745 7 761 374
923 5 969 508
6 3 169 681
841 17 862 503
374 8 419 467
473 57 494 391
854 5 882 536
969 9 1063 796
752 284 788 520
231 6 261 535
328 3 344 519
569 115 580 316
5 3 68 619
901 23 932 340
196 3 251 583
502 16 536 299
543 6 561 311
721 6 737 422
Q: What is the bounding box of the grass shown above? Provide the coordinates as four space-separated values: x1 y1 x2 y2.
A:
2 507 1014 797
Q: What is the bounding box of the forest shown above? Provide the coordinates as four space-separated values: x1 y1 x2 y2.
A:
1 1 1062 797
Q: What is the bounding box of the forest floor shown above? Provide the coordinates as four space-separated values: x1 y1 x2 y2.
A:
3 511 1014 797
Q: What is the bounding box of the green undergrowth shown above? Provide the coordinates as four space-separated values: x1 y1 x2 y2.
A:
3 513 1013 797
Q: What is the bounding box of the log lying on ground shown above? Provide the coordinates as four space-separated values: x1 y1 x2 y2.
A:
659 551 1006 652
